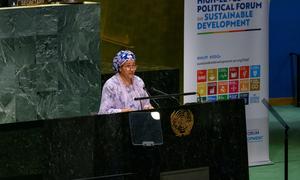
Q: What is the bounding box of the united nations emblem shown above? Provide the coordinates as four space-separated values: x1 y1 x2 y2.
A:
170 109 194 137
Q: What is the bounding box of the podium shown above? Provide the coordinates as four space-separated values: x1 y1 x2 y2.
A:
0 99 248 180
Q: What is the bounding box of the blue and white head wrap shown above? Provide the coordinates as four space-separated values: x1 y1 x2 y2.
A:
112 50 136 73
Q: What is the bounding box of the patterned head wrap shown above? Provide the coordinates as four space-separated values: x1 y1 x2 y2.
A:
112 50 136 73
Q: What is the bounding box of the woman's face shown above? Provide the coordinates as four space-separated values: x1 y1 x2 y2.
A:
119 60 137 80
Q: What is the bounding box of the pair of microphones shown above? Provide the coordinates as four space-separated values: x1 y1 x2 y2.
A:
135 86 197 109
142 86 182 109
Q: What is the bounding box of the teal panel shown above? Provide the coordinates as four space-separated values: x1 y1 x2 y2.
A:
36 90 81 120
14 36 36 66
78 61 101 115
15 93 37 122
35 35 59 64
59 32 100 62
36 7 58 36
77 4 100 33
0 38 15 64
0 64 16 92
57 4 100 33
80 86 100 116
0 11 14 39
12 8 36 37
34 63 59 92
0 95 15 124
17 64 36 92
0 3 101 123
0 64 16 124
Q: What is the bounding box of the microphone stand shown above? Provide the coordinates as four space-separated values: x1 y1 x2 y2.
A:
143 87 160 108
134 92 196 101
151 87 180 106
261 98 290 180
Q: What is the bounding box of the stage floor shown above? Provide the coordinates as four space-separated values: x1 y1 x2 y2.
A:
249 105 300 180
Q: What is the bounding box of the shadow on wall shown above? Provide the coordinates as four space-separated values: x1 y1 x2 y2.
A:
100 0 183 70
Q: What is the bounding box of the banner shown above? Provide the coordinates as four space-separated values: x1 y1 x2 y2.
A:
184 0 270 166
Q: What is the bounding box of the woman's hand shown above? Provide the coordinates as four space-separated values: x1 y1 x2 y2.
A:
121 108 134 112
143 104 154 110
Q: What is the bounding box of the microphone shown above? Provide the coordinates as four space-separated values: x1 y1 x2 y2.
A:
143 86 160 108
151 87 180 106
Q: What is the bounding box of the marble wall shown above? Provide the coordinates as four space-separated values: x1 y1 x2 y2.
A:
0 3 101 123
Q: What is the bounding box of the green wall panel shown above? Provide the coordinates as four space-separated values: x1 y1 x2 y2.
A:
0 3 101 123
